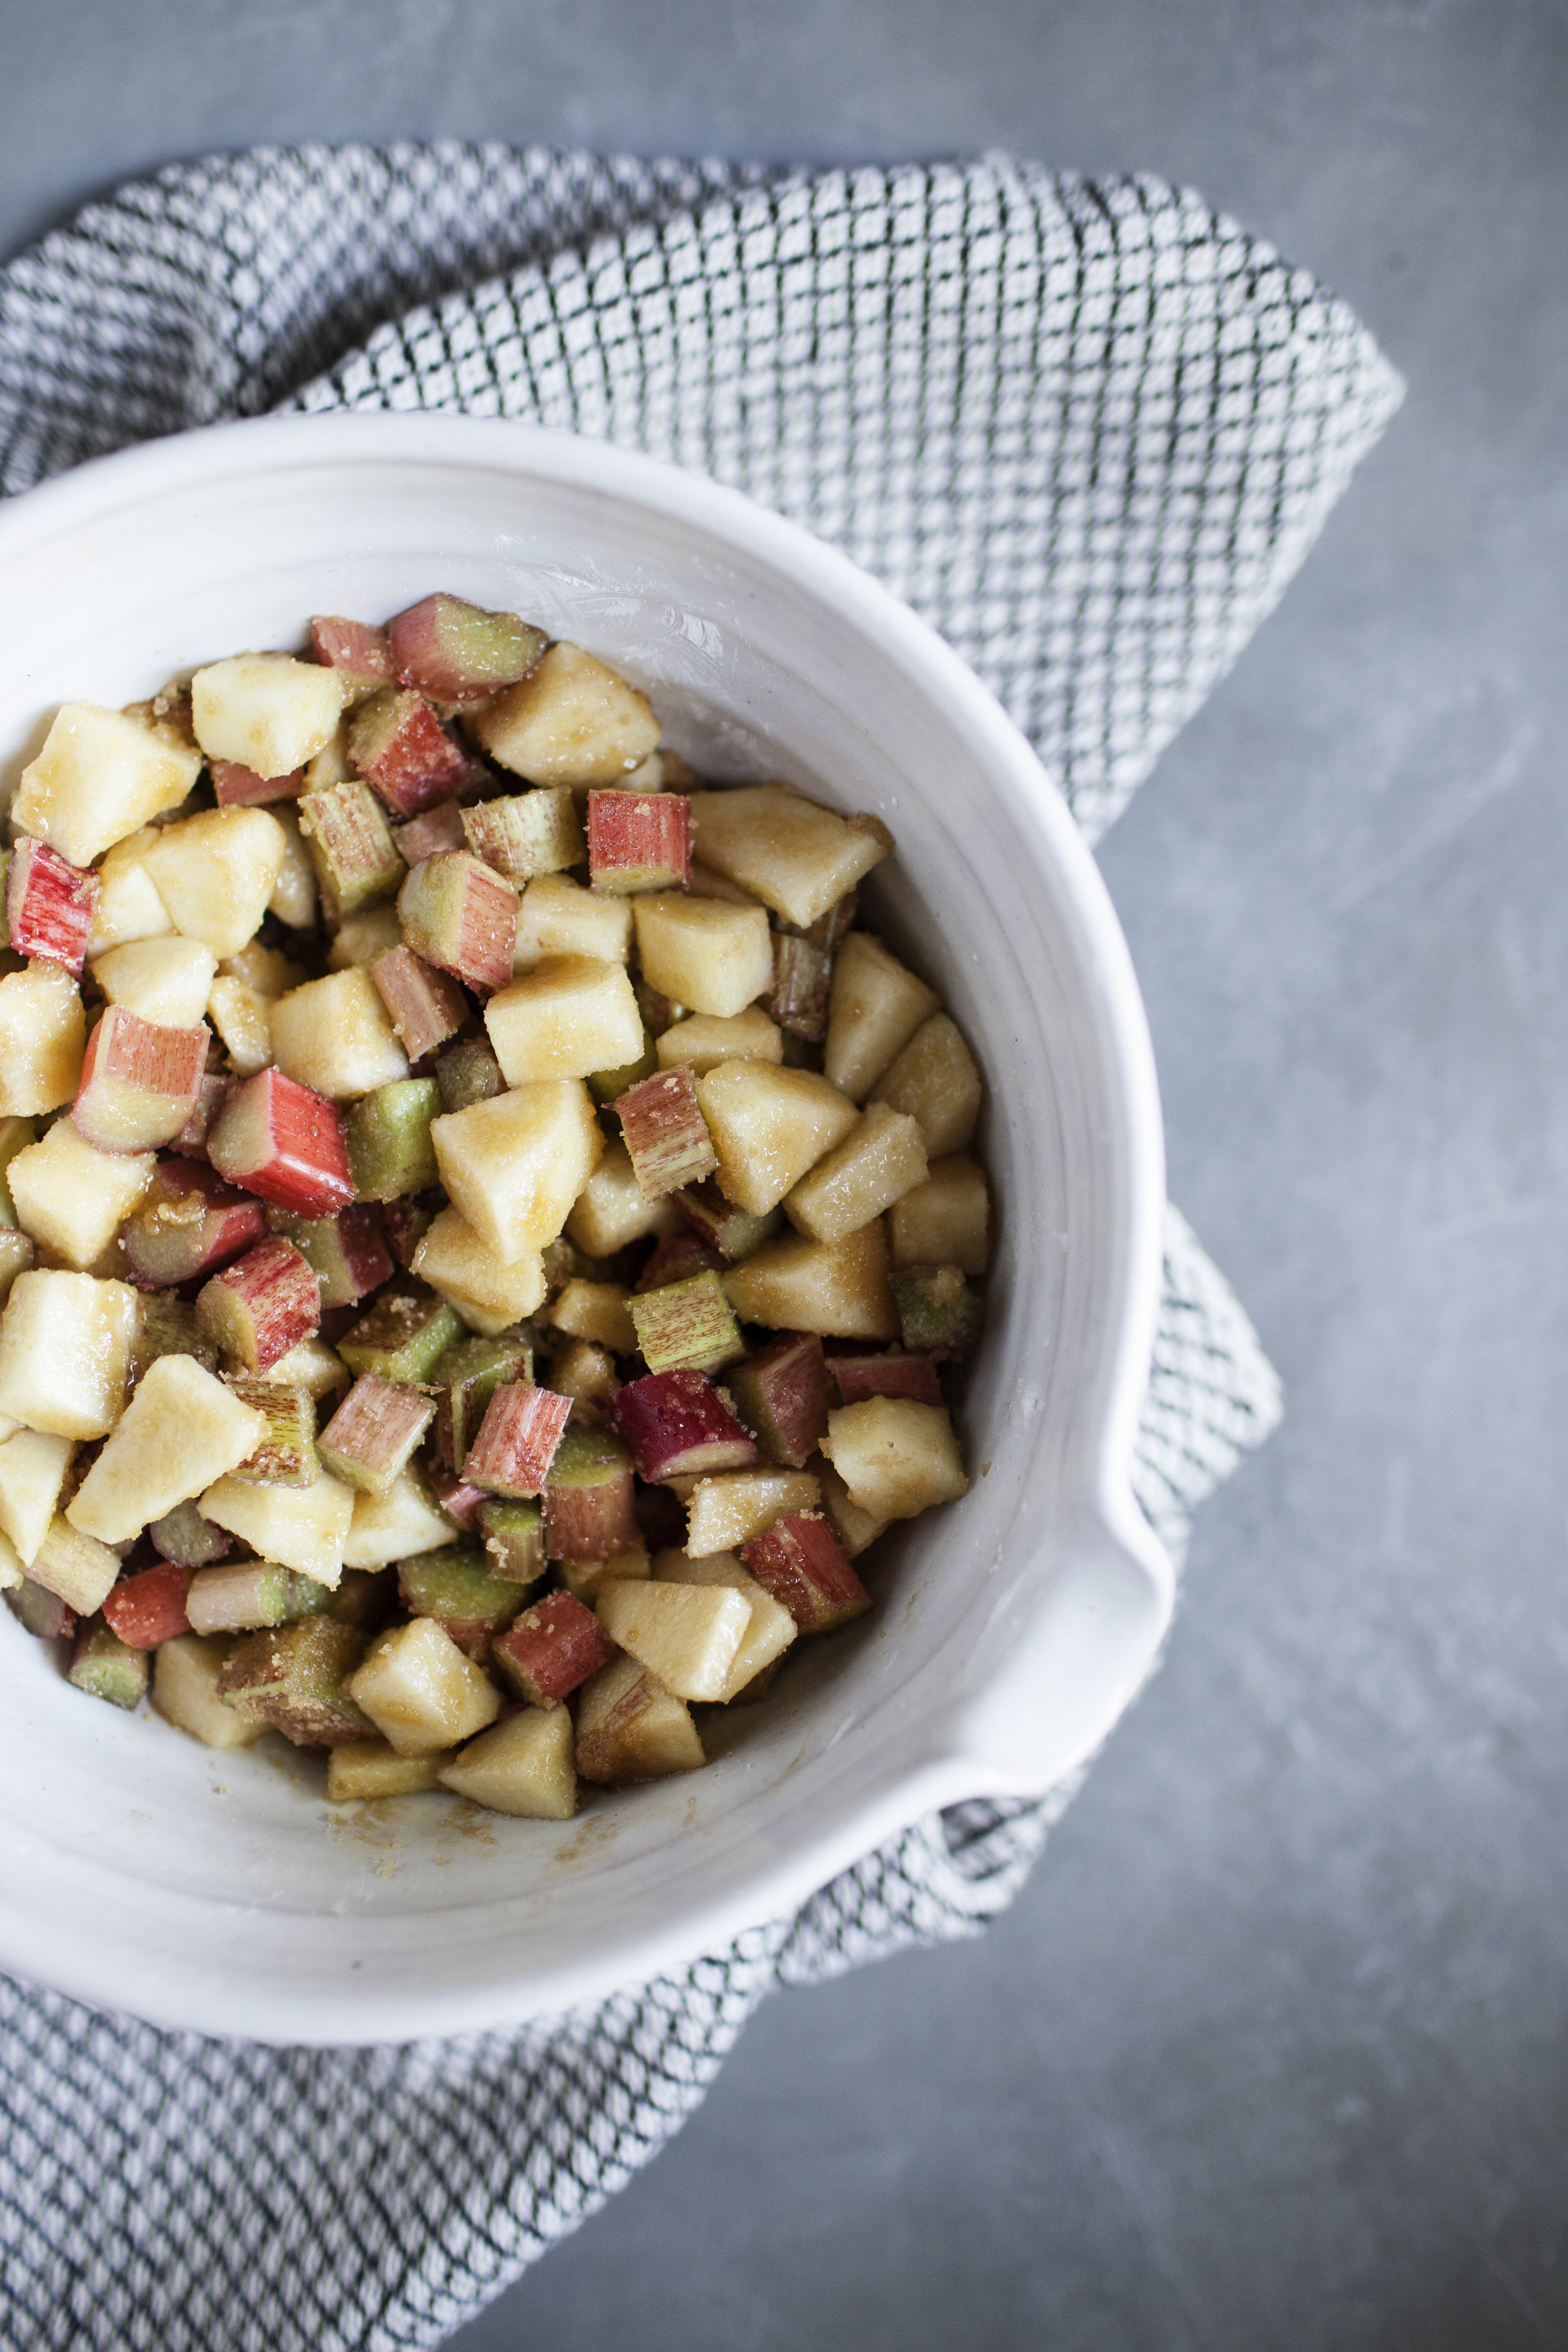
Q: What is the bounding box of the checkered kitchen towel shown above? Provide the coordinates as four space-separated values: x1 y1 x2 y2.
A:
0 146 1397 2351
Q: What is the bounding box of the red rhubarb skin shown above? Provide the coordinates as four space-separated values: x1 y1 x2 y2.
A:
102 1564 192 1650
210 760 305 807
73 1006 208 1152
402 855 517 995
587 792 692 891
6 840 97 974
369 945 468 1063
614 1067 718 1200
335 1205 395 1302
391 802 469 864
542 1469 640 1562
608 1370 758 1482
635 1231 724 1293
208 1068 354 1217
388 593 544 702
464 1384 573 1497
170 1073 230 1162
122 1160 270 1288
357 692 475 818
319 1373 433 1483
309 614 394 686
490 1591 615 1706
199 1236 321 1374
827 1353 945 1407
430 1469 489 1530
737 1333 834 1465
741 1512 871 1633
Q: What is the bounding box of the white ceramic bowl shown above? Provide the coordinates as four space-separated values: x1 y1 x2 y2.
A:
0 413 1170 2045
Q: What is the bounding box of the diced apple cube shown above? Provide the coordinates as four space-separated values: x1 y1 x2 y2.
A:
462 788 585 885
867 1014 982 1157
87 827 175 956
596 1577 748 1703
0 1429 75 1565
28 1515 123 1616
547 1278 637 1357
574 1652 704 1786
683 1468 821 1558
327 904 405 972
475 641 660 786
139 807 287 961
267 808 317 930
198 1470 357 1585
432 1079 602 1263
347 1615 501 1755
514 872 633 973
632 893 773 1019
0 962 85 1115
819 1396 970 1520
206 978 273 1076
739 1511 871 1633
650 1549 797 1700
696 1061 859 1216
389 593 547 702
655 1005 783 1078
191 652 343 778
249 1333 350 1402
9 1116 156 1266
783 1101 928 1244
208 1067 354 1217
410 1207 546 1337
564 1140 680 1261
0 1271 137 1437
196 1236 319 1373
7 840 97 974
556 1542 649 1606
342 1466 461 1568
722 1222 899 1340
65 1353 265 1546
298 779 405 923
269 966 410 1103
72 1007 207 1154
437 1704 576 1820
687 786 892 929
16 705 201 868
398 852 516 995
369 945 467 1063
152 1632 268 1749
822 931 940 1102
327 1739 446 1801
93 935 218 1030
886 1152 992 1274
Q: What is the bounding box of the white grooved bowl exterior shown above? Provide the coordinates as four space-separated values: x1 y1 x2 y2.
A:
0 415 1171 2045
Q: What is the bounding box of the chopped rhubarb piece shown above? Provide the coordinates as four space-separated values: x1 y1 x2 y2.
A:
381 1192 439 1270
891 1263 984 1360
740 1510 870 1633
69 1618 148 1710
350 686 480 818
345 1074 440 1200
148 1498 231 1569
317 1373 435 1495
588 790 691 894
672 1179 783 1262
607 1369 758 1482
7 839 97 973
369 945 468 1064
630 1269 744 1376
102 1562 192 1648
392 801 469 866
122 1160 268 1288
588 1030 657 1107
218 1616 372 1746
432 1330 534 1471
430 1466 489 1530
6 1577 75 1641
463 1382 573 1498
129 1291 219 1387
543 1426 638 1560
265 1203 391 1309
728 1333 833 1467
827 1349 944 1406
479 1496 547 1587
435 1034 506 1113
398 852 516 995
780 887 859 954
209 758 305 807
208 1067 355 1217
73 1007 207 1155
461 788 584 884
170 1071 230 1162
309 614 394 691
614 1067 717 1200
337 1286 464 1384
490 1589 615 1708
225 1378 317 1487
191 1562 333 1639
195 1236 320 1374
396 1545 522 1658
297 777 405 922
635 1227 723 1293
388 593 547 703
766 932 832 1042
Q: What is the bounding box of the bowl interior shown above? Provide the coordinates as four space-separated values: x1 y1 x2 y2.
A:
0 420 1167 2040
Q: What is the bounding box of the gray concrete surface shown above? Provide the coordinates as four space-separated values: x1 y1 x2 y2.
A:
5 1 1567 2344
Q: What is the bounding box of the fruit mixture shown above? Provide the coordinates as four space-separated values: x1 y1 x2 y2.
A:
0 595 990 1820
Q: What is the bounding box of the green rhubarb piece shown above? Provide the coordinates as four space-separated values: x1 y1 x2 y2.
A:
7 1576 74 1640
148 1498 231 1569
435 1034 506 1113
0 1116 35 1228
337 1287 465 1384
346 1076 440 1201
766 932 832 1042
0 1230 34 1301
225 1379 318 1488
629 1268 744 1375
891 1263 983 1360
69 1618 148 1712
217 1617 372 1745
588 1027 657 1106
130 1292 219 1385
461 788 584 884
432 1331 534 1470
397 1546 523 1638
265 1207 383 1308
673 1179 782 1263
298 778 405 922
478 1497 547 1587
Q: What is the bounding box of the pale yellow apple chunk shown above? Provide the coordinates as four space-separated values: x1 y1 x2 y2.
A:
327 905 403 970
597 1579 750 1702
867 1014 983 1157
191 652 344 777
0 1429 75 1565
564 1138 681 1258
66 1354 266 1547
411 1207 548 1336
250 1334 349 1402
0 1272 138 1438
484 954 643 1086
813 1455 891 1559
270 966 409 1101
198 1471 356 1587
348 1617 501 1756
820 1397 970 1520
0 1524 24 1592
548 1339 620 1421
9 1120 156 1270
686 785 893 929
887 1153 992 1274
575 1653 706 1784
431 1081 602 1264
15 706 201 869
342 1467 464 1569
696 1061 859 1216
682 1469 821 1559
220 943 306 999
651 1549 797 1700
326 1739 447 1801
142 807 288 960
438 1703 578 1820
783 1102 928 1244
548 1279 638 1355
474 642 660 787
207 977 273 1076
0 964 85 1116
513 873 633 972
723 1222 899 1341
557 1543 650 1604
268 810 317 930
632 893 773 1019
656 1005 783 1078
28 1515 121 1615
87 828 176 956
92 936 218 1030
823 931 941 1103
153 1633 268 1750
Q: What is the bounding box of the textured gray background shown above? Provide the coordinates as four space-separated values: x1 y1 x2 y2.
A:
4 3 1566 2345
